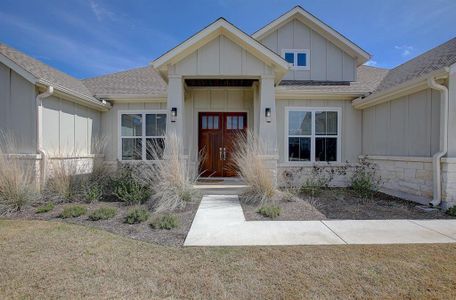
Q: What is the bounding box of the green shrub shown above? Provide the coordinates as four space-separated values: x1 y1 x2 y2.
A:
88 207 117 221
125 207 150 224
150 214 179 230
113 166 151 205
351 158 382 199
83 183 103 203
257 205 281 219
447 206 456 216
60 205 87 218
35 202 55 214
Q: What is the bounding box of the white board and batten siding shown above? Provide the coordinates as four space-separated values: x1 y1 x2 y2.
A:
0 63 37 153
172 35 274 77
276 99 362 163
260 19 356 81
362 88 441 157
42 95 102 156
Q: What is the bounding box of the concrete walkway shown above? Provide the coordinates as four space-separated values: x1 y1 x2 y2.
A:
184 194 456 246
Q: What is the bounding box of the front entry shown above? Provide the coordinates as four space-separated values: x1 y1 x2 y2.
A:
198 112 247 177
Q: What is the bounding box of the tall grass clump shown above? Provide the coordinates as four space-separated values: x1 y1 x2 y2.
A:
140 131 197 212
232 131 276 205
0 132 38 214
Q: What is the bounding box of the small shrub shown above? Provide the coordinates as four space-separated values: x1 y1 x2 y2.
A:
125 207 150 224
113 165 151 205
60 205 87 218
83 183 103 203
35 202 55 214
88 207 117 221
351 158 382 199
447 206 456 217
257 205 281 219
282 190 296 202
150 214 179 230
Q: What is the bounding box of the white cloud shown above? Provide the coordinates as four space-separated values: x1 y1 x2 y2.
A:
89 0 116 22
364 60 378 67
394 45 414 57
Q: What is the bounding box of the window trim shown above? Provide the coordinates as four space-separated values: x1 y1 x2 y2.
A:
281 49 310 70
285 107 341 164
118 110 168 161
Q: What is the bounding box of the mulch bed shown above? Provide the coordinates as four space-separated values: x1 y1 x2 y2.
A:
241 188 455 221
8 196 201 247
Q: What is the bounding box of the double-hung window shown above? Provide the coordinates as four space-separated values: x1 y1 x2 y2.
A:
286 108 340 162
282 49 310 70
119 111 167 161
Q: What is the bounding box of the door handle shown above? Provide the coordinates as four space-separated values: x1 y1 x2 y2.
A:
223 148 227 160
219 147 223 160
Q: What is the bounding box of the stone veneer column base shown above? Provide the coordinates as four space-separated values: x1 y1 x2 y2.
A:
442 158 456 208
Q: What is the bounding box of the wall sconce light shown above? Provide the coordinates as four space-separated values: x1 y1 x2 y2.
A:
265 108 272 123
171 107 177 122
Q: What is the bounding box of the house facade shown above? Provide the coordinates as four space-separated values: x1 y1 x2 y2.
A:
1 6 456 207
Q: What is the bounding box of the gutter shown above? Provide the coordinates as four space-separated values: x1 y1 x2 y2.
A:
36 86 54 189
428 77 449 207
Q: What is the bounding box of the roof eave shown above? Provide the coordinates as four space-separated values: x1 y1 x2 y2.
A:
352 68 449 109
37 80 111 111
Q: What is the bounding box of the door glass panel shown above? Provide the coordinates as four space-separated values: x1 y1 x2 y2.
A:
238 116 244 129
213 116 219 129
208 116 213 129
227 116 232 129
202 116 207 129
232 116 238 129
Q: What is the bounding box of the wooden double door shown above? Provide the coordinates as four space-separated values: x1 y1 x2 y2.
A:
198 112 247 177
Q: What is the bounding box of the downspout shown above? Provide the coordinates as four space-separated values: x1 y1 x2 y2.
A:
36 86 54 190
428 77 448 206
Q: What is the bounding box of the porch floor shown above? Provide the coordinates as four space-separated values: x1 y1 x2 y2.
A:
184 195 456 246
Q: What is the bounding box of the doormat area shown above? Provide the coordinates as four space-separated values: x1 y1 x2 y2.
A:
197 178 225 184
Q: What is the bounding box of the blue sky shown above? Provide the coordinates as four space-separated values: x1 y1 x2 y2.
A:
1 0 455 79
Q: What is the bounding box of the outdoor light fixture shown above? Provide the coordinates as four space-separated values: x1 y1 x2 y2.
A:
265 107 272 123
171 107 177 122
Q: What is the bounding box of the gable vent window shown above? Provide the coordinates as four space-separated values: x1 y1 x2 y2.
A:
282 49 310 70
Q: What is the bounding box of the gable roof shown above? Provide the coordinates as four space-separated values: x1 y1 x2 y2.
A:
354 37 456 108
252 6 370 66
373 37 456 94
82 66 167 99
0 43 108 110
276 65 388 97
152 18 290 82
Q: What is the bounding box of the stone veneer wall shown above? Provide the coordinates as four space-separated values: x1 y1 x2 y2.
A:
442 158 456 208
362 156 433 204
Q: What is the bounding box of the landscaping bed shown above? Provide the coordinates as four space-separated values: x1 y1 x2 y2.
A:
8 197 200 246
241 188 455 221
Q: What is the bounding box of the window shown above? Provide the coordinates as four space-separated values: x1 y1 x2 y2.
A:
120 112 167 161
286 108 340 162
282 49 310 70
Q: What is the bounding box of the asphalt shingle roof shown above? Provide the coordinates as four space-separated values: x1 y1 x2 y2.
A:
373 37 456 94
82 66 167 97
0 43 95 99
277 65 389 95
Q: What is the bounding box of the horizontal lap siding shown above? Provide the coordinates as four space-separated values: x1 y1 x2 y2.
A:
362 88 441 157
